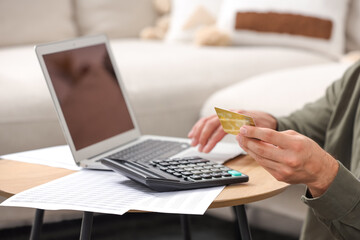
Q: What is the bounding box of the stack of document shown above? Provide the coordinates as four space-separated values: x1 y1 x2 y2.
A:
1 170 223 215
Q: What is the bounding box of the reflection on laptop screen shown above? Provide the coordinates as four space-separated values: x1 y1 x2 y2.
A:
43 44 134 150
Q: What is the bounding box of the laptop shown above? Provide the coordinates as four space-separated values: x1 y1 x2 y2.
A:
36 35 248 191
35 34 199 169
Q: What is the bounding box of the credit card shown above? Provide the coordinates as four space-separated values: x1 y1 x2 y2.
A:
215 107 255 135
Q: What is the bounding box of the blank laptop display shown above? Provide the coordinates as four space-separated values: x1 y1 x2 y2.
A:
42 43 134 150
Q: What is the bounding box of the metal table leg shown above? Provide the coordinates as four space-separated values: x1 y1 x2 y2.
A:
234 205 252 240
30 209 45 240
180 214 192 240
79 211 94 240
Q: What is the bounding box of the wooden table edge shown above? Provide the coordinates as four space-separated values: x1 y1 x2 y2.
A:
1 155 288 210
209 187 287 208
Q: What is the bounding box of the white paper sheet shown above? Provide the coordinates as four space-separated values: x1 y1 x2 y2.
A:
1 170 224 215
0 145 80 170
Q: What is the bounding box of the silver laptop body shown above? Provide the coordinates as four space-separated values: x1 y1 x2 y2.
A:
35 35 195 169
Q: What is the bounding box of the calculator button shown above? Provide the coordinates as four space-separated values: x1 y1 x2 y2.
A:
211 173 222 178
228 170 243 176
201 174 212 179
222 172 232 177
213 164 223 168
189 175 202 181
188 159 209 164
220 167 231 171
149 161 157 166
173 172 182 177
182 171 192 176
169 161 180 165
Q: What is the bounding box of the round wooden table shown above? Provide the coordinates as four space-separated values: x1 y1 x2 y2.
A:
0 155 288 240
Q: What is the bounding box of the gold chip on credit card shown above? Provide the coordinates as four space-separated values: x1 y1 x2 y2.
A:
215 107 256 135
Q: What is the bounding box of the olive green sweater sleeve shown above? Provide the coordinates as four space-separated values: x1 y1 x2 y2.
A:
302 162 360 240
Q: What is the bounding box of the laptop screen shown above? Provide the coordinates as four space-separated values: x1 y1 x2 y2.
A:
43 43 134 150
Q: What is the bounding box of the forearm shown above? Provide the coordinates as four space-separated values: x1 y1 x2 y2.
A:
301 162 360 239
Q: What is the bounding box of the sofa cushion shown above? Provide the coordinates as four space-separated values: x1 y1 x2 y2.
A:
0 0 77 47
346 0 360 51
200 62 352 118
76 0 157 38
217 0 350 58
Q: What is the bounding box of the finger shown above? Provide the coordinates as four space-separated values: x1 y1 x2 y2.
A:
188 118 207 146
282 130 299 136
202 126 226 153
237 135 285 162
240 126 293 149
239 143 290 182
189 115 218 147
241 143 280 172
188 118 203 138
198 117 222 147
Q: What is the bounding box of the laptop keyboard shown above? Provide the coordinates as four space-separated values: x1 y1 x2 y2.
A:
108 139 190 163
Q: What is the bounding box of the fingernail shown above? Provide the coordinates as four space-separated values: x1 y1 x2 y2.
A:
236 135 243 146
240 126 247 135
198 145 204 152
203 145 210 153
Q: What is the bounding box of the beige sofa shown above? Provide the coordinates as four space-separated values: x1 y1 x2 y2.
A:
0 0 339 155
1 0 359 237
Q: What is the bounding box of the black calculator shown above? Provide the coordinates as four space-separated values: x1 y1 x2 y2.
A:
101 156 249 192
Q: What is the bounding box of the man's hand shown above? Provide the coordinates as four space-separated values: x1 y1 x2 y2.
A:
188 110 277 153
237 126 339 197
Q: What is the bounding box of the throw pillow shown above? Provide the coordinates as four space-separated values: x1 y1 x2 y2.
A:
166 0 224 42
217 0 349 58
